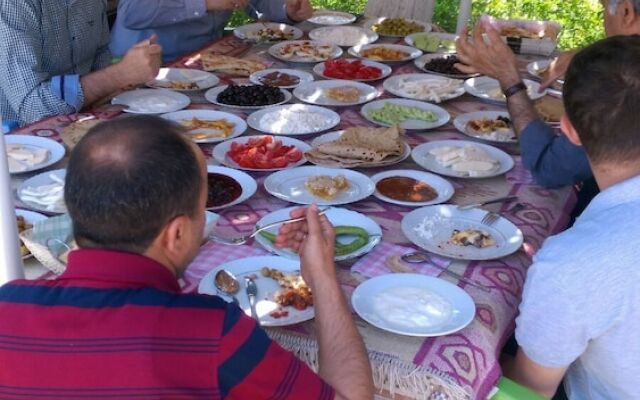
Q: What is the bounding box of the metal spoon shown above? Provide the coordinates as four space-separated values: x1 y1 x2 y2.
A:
401 251 491 293
214 269 240 304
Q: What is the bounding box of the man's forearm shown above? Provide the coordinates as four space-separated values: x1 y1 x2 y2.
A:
499 73 540 136
80 64 131 107
313 272 373 400
506 91 539 137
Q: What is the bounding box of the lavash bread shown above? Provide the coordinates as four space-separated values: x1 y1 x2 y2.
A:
60 119 102 151
534 96 564 124
201 53 265 76
306 125 405 167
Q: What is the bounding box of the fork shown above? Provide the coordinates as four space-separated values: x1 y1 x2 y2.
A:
482 202 527 226
247 3 269 26
481 211 500 226
208 208 329 246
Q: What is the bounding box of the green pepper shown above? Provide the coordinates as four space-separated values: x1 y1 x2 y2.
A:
258 225 371 257
259 230 276 242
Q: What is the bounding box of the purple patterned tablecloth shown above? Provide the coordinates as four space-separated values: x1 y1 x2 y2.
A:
11 34 576 400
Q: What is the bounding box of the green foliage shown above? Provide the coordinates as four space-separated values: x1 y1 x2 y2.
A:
227 0 605 50
433 0 605 49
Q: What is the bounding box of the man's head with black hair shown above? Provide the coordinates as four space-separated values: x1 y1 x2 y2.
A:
65 115 207 274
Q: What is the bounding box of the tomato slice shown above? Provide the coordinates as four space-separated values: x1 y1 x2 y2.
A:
284 148 302 162
271 156 288 168
237 154 255 168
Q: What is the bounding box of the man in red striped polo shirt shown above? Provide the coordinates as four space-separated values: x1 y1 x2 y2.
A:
0 116 373 399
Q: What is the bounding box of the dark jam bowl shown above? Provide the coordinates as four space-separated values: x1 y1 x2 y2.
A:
206 173 243 209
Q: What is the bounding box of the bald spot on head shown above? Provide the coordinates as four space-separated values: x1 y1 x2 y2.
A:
64 115 204 253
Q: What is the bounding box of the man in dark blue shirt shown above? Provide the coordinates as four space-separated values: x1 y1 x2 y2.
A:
455 0 640 192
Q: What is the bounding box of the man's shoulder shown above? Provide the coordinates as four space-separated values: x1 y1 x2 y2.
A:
531 204 640 285
0 279 230 311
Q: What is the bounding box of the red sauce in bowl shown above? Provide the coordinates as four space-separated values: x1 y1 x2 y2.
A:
376 176 438 202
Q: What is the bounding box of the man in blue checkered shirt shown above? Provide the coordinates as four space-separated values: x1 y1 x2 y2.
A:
0 0 163 127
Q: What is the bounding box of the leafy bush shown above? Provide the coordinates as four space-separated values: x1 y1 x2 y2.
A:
434 0 605 49
227 0 604 50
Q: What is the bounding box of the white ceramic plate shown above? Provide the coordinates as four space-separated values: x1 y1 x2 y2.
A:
526 59 563 97
309 26 378 48
361 98 450 130
526 59 552 78
348 44 422 64
197 256 314 326
383 73 465 103
453 111 516 144
411 140 514 179
308 10 356 25
308 130 411 168
293 80 378 107
204 211 220 238
313 58 392 82
146 68 219 91
18 169 67 214
414 54 478 79
205 166 257 210
464 77 546 104
254 206 382 262
405 32 458 54
111 89 191 114
247 104 341 135
161 110 247 144
5 135 66 175
364 17 432 38
233 22 303 42
401 204 524 260
15 209 48 259
264 166 375 206
212 135 311 172
204 85 292 110
249 68 314 89
370 169 454 207
352 274 475 336
268 40 343 63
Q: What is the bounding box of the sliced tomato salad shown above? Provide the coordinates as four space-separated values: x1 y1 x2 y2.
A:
227 136 303 169
323 59 382 80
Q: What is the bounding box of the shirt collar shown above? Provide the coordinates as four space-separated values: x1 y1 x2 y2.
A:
59 249 181 293
578 174 640 222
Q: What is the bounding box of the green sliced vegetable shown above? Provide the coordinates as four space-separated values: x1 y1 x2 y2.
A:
258 225 371 257
368 103 437 125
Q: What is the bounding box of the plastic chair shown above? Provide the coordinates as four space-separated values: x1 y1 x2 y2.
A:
363 0 472 33
490 377 546 400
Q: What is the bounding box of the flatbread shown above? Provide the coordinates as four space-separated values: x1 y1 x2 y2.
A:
306 125 406 167
60 119 102 150
200 53 265 76
534 96 564 123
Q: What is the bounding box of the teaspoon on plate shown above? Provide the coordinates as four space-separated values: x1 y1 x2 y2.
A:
401 251 491 293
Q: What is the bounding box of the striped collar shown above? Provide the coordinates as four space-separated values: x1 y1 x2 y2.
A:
59 249 181 293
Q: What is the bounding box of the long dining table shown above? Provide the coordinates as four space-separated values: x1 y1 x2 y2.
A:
11 21 575 400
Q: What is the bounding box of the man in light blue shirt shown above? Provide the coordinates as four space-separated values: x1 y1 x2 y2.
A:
111 0 313 62
497 35 640 399
0 0 162 126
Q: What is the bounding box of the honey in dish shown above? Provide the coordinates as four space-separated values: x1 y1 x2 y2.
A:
376 176 437 202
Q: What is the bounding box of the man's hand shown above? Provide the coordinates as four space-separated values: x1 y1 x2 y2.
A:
456 23 522 89
205 0 249 11
116 36 162 87
275 204 335 288
539 50 575 90
286 0 313 22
